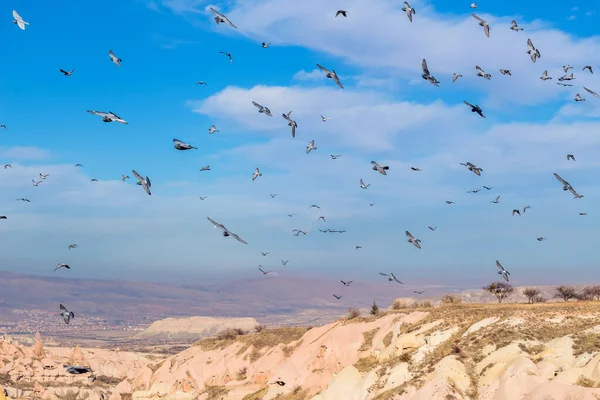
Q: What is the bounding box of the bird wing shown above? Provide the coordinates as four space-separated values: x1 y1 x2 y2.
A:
421 59 430 76
230 232 248 244
291 122 296 138
527 38 534 51
173 139 185 146
371 161 381 168
207 217 226 231
132 170 144 182
60 304 68 312
252 101 263 109
87 110 108 117
316 64 331 74
484 24 490 37
406 231 415 240
391 273 403 284
224 16 238 28
553 173 567 186
379 272 390 277
332 71 344 88
360 178 365 186
463 100 474 108
210 7 225 18
584 87 600 99
13 10 22 21
475 65 485 74
471 13 484 22
496 260 505 271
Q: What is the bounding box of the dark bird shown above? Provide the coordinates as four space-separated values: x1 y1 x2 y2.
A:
333 294 342 300
258 266 272 275
281 260 289 265
59 304 74 325
16 198 30 202
59 69 75 76
463 100 486 118
64 365 92 374
583 65 594 74
355 245 362 249
537 237 546 241
309 204 321 209
371 161 390 175
413 289 426 295
274 381 285 386
483 186 493 190
261 252 269 256
219 51 233 62
428 226 437 231
207 217 248 244
341 280 353 286
270 193 278 198
512 209 521 216
335 10 347 18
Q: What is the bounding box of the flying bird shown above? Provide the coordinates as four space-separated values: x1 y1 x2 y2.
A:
463 101 486 118
3 164 10 168
173 139 197 150
16 198 30 202
68 244 78 250
406 231 422 249
453 73 463 82
584 87 600 99
537 237 546 241
258 267 272 275
252 101 272 116
413 290 426 295
401 2 416 22
90 178 98 182
320 115 331 122
421 59 440 86
467 189 481 193
306 140 317 154
523 205 532 213
196 81 208 86
379 272 403 284
207 217 248 244
121 174 130 181
526 39 541 62
59 69 75 76
563 65 573 73
510 20 523 31
309 204 321 209
39 173 49 180
261 252 269 256
496 260 510 282
219 52 233 62
316 64 344 89
0 124 6 130
471 13 490 37
512 209 521 216
59 304 75 325
475 65 491 80
209 7 237 28
330 154 341 159
446 200 454 204
12 10 29 30
87 110 128 124
282 260 289 265
269 193 278 198
470 3 478 8
579 212 587 216
575 93 585 102
32 179 42 187
411 167 422 171
491 195 500 204
540 70 552 80
335 10 347 18
428 226 437 231
132 170 151 195
54 263 70 271
341 280 353 286
199 196 207 200
261 42 271 48
75 164 83 167
500 69 512 76
318 216 326 222
287 213 297 217
371 161 390 175
200 165 210 172
355 245 362 249
483 186 493 190
108 50 122 66
554 172 583 198
252 167 262 181
360 179 370 189
583 65 594 74
65 366 92 375
567 154 576 161
460 161 483 176
282 111 298 138
209 125 219 134
558 73 574 81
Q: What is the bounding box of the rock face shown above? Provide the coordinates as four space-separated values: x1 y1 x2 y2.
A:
134 316 259 341
32 332 44 359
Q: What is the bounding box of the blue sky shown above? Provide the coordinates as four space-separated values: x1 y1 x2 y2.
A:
1 0 599 287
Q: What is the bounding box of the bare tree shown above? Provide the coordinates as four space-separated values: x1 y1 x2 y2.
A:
582 285 600 301
554 285 577 302
522 288 540 304
533 295 546 303
482 281 514 303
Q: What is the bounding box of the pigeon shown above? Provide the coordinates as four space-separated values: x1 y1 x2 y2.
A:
54 263 70 271
579 212 587 216
292 229 307 236
199 196 207 200
209 7 237 28
65 366 92 375
320 114 331 122
471 13 490 37
537 237 546 241
269 193 278 198
470 3 478 8
252 101 272 116
526 39 541 62
413 290 426 295
583 65 594 74
16 198 30 202
575 93 585 101
132 170 151 195
0 216 6 220
282 260 289 265
282 111 298 138
523 205 532 213
584 87 600 99
475 65 492 80
309 205 321 209
557 82 573 87
252 167 262 181
421 59 440 86
567 154 576 161
496 260 510 282
200 165 210 172
500 69 512 76
355 245 362 249
87 110 128 124
379 272 403 284
59 69 75 76
261 252 269 256
330 154 342 159
540 70 552 80
491 195 500 203
512 209 521 216
0 124 6 130
90 178 98 182
274 381 285 387
208 125 219 134
258 267 272 275
3 164 10 168
467 189 481 193
428 226 437 231
40 173 49 180
333 294 342 300
59 304 75 325
207 217 248 244
360 179 371 189
371 161 390 175
341 280 353 286
510 20 523 31
453 73 463 82
261 42 271 48
75 164 83 167
196 81 208 86
108 50 122 66
318 216 326 222
406 231 422 249
173 139 197 150
316 64 344 89
401 2 416 22
287 213 297 217
68 244 78 250
554 172 583 198
411 167 422 171
370 203 375 206
563 65 573 73
32 179 42 186
335 10 347 18
219 52 233 62
306 140 317 154
121 174 130 181
558 73 574 81
463 101 486 118
446 200 454 204
483 186 493 190
12 10 29 30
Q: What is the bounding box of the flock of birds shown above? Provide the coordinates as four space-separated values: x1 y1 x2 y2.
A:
4 2 596 378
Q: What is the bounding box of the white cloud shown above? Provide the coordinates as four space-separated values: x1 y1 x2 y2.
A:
0 146 52 161
292 69 325 81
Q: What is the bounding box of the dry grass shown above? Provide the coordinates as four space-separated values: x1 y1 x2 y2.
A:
236 366 247 381
201 385 230 400
119 394 132 400
282 339 303 358
241 386 268 400
391 299 411 310
383 331 394 347
273 386 310 400
573 333 600 356
354 355 379 372
576 375 598 388
359 328 380 351
58 391 87 400
248 347 262 363
197 326 310 353
347 307 361 319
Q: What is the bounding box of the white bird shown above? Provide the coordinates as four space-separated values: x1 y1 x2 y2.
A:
54 263 70 272
496 260 510 282
575 93 585 101
252 167 262 181
208 125 219 134
32 179 42 186
453 73 463 82
209 7 237 28
360 179 370 189
540 70 552 80
470 3 478 8
563 65 573 73
527 39 541 63
87 110 128 124
306 140 317 154
39 173 49 180
320 114 331 122
12 10 29 30
132 170 151 195
121 174 129 181
108 50 122 66
510 20 523 31
401 2 416 22
173 138 197 150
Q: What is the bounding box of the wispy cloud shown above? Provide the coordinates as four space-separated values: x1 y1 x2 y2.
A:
292 69 325 81
0 146 52 161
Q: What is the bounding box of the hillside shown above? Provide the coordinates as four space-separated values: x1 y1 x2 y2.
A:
4 301 600 399
134 316 260 341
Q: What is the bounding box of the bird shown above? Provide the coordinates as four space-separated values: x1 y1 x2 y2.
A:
512 209 521 216
64 366 92 375
333 294 342 300
90 178 99 182
208 125 219 134
200 165 211 172
219 51 233 62
3 164 10 168
379 272 403 284
16 198 30 202
330 154 342 159
316 64 344 89
59 69 75 76
475 65 491 80
461 162 483 176
282 111 298 138
413 290 426 295
318 216 326 222
467 189 481 193
421 59 440 86
309 205 321 209
446 200 454 204
0 216 6 220
252 167 262 181
132 170 151 195
258 267 272 275
261 252 269 256
557 82 573 87
207 217 248 244
335 10 347 18
287 213 297 217
463 101 486 118
575 93 585 102
537 237 546 241
199 196 208 200
173 139 197 150
567 154 576 161
496 260 510 282
563 65 573 73
584 87 600 99
526 39 541 62
269 193 278 198
406 231 422 249
75 164 83 167
320 115 331 122
500 69 512 76
491 195 500 204
209 7 237 28
261 42 271 48
558 73 574 81
274 381 285 387
360 179 371 189
59 304 75 325
411 167 422 171
120 174 130 182
292 229 307 236
483 186 493 190
306 140 317 154
510 20 523 31
0 124 6 130
341 280 353 286
252 101 272 116
371 161 390 175
108 50 122 66
540 70 552 80
354 245 363 250
471 13 490 37
40 173 49 180
523 205 532 213
453 73 463 82
579 212 587 216
68 244 78 250
282 260 289 265
583 65 594 74
32 179 42 186
196 81 208 86
428 226 437 231
401 2 416 22
54 263 70 271
470 2 478 8
554 172 584 198
87 110 128 124
12 10 29 31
